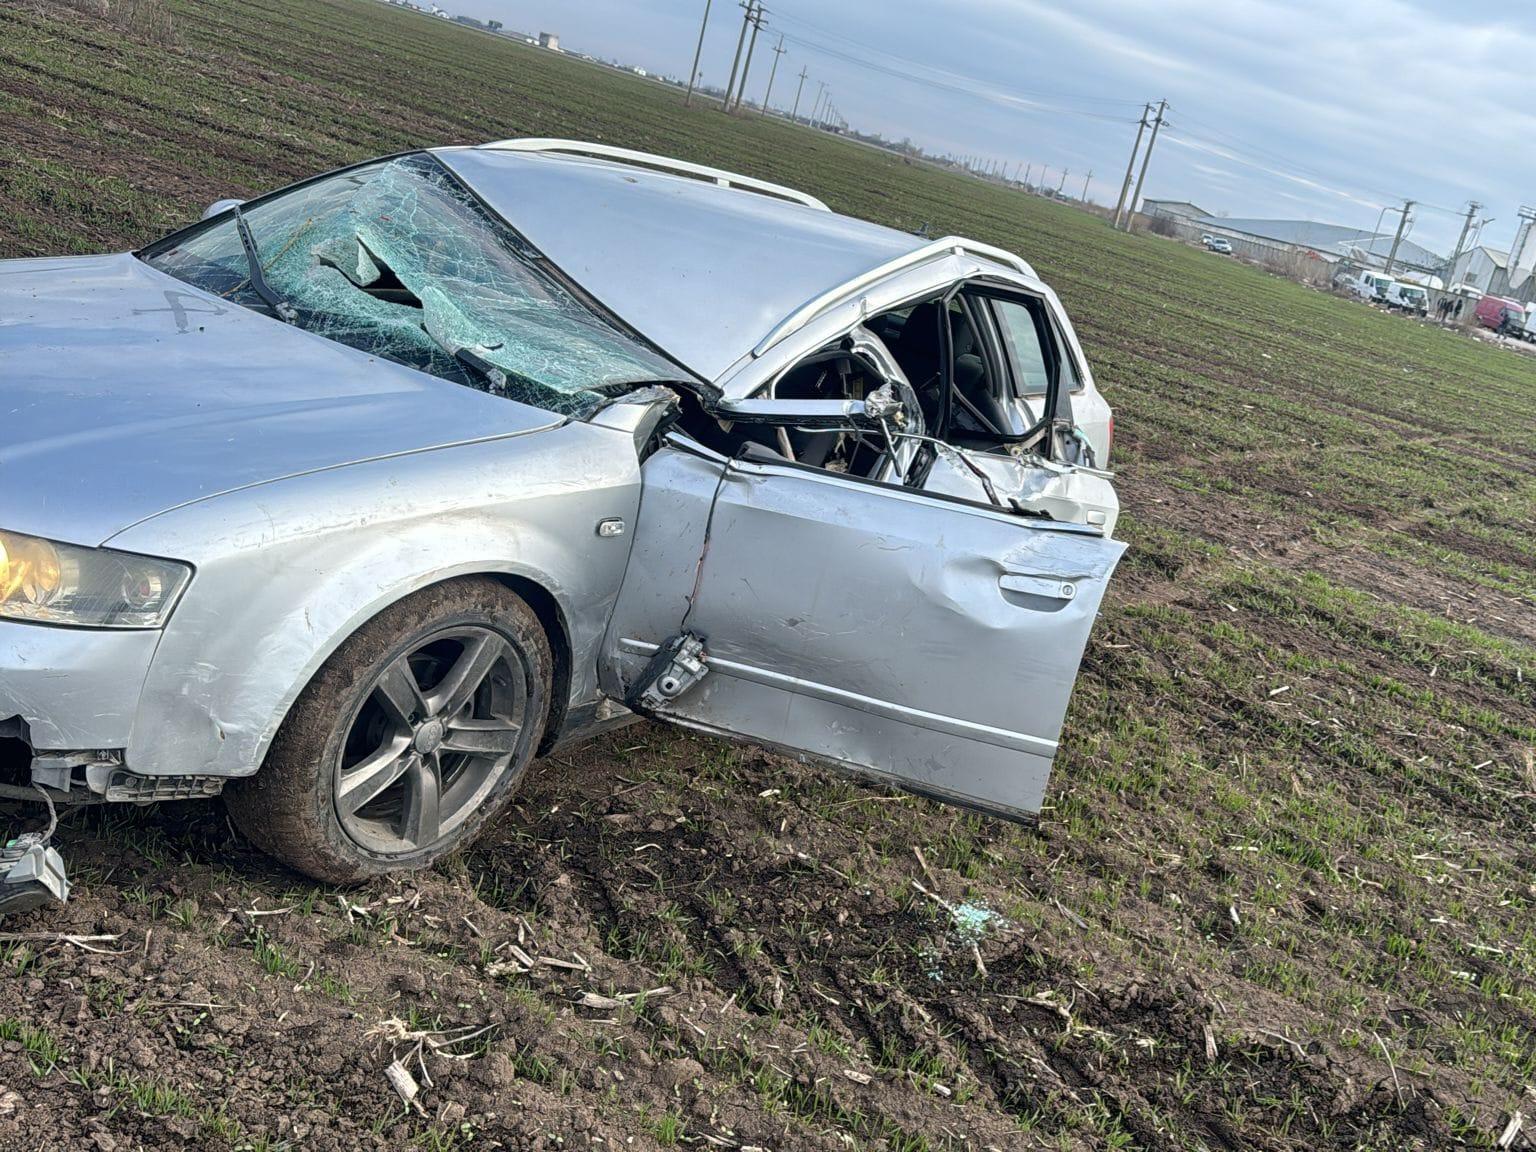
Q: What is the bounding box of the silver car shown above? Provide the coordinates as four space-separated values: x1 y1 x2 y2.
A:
0 139 1123 885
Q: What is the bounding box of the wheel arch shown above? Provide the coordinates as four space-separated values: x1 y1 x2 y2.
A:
246 565 577 773
484 572 572 754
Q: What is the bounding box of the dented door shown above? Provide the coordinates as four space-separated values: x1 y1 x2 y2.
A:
603 439 1125 820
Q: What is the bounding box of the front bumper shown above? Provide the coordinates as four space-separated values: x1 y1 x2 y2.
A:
0 619 159 757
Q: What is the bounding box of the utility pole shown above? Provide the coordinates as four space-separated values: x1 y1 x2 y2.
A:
731 2 764 112
810 80 826 125
1057 167 1070 193
762 34 785 111
1081 169 1092 202
1125 98 1167 230
683 0 711 107
1112 104 1151 229
1023 163 1032 189
791 66 808 119
1383 198 1414 275
1444 201 1481 289
721 0 753 115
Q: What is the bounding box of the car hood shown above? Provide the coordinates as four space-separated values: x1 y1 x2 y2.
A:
0 254 563 546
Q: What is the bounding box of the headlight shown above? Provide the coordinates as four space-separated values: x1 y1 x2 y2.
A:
0 529 191 629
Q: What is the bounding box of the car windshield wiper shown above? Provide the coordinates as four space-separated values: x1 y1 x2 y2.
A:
450 345 511 395
231 206 298 324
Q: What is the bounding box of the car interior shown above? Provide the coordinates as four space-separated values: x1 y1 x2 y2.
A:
672 286 1081 496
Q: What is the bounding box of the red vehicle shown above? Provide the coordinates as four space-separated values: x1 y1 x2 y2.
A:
1474 295 1525 334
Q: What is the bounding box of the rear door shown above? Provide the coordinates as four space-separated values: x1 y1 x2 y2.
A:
603 438 1124 819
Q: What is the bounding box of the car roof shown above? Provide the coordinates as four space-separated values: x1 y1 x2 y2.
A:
433 143 939 382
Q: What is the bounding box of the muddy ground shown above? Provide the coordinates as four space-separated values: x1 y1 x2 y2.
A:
1 1 1535 1149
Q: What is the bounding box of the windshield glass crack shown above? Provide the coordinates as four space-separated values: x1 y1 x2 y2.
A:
146 154 685 417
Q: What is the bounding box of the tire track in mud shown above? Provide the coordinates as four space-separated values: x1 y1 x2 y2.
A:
527 805 777 1012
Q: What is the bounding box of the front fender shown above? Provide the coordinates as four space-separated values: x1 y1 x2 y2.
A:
108 421 641 778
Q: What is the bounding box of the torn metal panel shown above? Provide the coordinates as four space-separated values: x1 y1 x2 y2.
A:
587 387 682 458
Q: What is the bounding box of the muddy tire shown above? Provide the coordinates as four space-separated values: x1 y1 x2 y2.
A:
225 578 551 884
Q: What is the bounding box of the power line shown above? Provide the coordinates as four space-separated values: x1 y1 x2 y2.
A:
768 8 1145 109
772 29 1139 123
1165 112 1472 219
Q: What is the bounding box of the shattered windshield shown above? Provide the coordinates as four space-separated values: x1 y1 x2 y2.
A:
142 154 687 417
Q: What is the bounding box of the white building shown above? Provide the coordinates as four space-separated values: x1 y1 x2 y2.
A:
1140 199 1212 225
1443 246 1506 295
538 31 560 51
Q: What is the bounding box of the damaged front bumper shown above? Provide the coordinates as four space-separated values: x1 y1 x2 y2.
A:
0 619 157 795
0 620 169 917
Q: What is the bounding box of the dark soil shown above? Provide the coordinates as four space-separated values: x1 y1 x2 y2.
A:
1 2 1534 1149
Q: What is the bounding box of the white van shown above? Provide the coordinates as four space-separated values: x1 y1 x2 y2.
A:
1336 268 1394 303
1384 282 1428 315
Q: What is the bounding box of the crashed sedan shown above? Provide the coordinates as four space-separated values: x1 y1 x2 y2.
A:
0 139 1123 890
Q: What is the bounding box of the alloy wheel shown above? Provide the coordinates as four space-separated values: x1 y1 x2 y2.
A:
333 625 529 855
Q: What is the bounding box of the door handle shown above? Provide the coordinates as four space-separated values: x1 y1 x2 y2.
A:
999 573 1078 601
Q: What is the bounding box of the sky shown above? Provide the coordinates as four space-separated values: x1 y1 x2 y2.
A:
438 0 1536 256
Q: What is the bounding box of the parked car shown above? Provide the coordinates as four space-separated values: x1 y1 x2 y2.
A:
1384 282 1429 316
1204 237 1233 254
0 139 1122 888
1474 294 1526 335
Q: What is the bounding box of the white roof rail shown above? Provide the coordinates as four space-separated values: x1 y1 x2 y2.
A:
479 138 831 212
753 236 1036 357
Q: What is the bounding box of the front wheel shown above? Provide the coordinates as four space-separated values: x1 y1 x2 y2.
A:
225 578 551 883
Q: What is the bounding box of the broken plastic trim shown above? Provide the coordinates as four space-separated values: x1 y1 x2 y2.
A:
626 633 709 712
0 788 69 916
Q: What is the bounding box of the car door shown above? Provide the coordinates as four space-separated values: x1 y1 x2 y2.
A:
601 436 1124 820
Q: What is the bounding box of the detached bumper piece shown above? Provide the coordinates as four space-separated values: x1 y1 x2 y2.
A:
0 834 69 916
